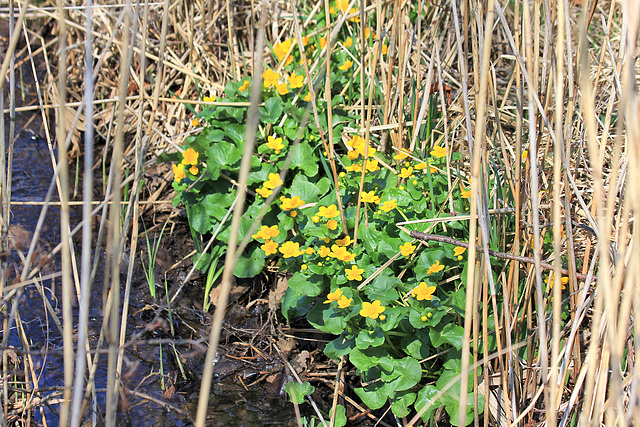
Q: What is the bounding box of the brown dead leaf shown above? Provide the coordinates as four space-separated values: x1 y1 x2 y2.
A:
209 278 250 309
269 274 289 312
290 350 310 374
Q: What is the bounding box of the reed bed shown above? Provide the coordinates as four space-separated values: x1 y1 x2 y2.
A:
0 0 639 425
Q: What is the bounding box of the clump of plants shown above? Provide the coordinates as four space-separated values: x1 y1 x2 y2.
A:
162 5 495 424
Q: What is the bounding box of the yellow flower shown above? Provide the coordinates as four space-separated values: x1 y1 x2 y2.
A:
337 295 352 308
173 163 186 183
412 282 436 301
414 162 428 170
427 260 445 275
182 148 199 166
189 166 199 175
288 73 304 89
361 191 380 204
379 199 397 213
276 81 290 95
239 79 250 92
399 166 413 178
305 247 315 255
346 164 362 172
280 196 305 211
318 204 340 218
191 117 199 127
203 96 215 103
327 219 338 230
364 27 372 38
365 159 380 172
255 187 273 198
320 37 327 49
360 300 385 319
347 135 376 157
430 145 447 158
461 188 471 199
400 242 416 257
302 35 310 46
343 252 356 262
274 39 292 62
335 236 353 246
330 244 350 261
381 44 388 55
345 265 364 281
252 225 279 240
266 135 285 153
262 68 279 88
547 274 568 290
344 37 353 47
338 60 353 70
318 245 331 257
290 211 298 217
304 93 311 102
279 241 302 258
324 288 344 304
521 150 529 161
454 246 466 260
261 240 279 255
393 149 410 160
301 264 308 270
421 315 428 322
312 216 320 223
337 0 350 12
264 173 283 190
430 165 438 173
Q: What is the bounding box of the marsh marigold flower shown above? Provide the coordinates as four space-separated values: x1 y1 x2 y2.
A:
276 81 289 95
336 236 353 246
361 191 380 204
327 219 338 230
182 148 199 166
412 282 436 301
345 265 364 281
288 73 304 89
380 199 397 213
256 187 273 198
189 166 199 175
280 196 305 211
427 260 445 275
274 39 293 62
461 188 471 199
430 145 447 158
360 300 385 319
324 288 344 304
252 225 279 240
400 242 416 257
393 149 410 160
320 37 327 49
264 173 283 190
414 162 428 170
261 240 279 256
346 164 362 172
454 246 466 260
339 60 353 71
266 135 285 153
344 37 353 47
381 44 388 55
173 163 186 183
365 159 380 172
330 244 350 261
337 295 352 308
262 68 279 88
239 79 250 92
399 166 413 178
304 93 311 102
318 245 331 258
318 204 340 218
279 241 301 258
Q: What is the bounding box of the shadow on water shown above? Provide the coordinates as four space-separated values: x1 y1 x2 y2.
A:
3 59 297 427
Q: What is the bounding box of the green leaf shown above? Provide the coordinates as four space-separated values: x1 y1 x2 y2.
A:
329 404 347 427
324 333 355 359
349 347 392 371
281 290 312 321
225 123 246 145
429 323 465 350
364 272 400 304
261 97 284 124
390 391 416 418
203 192 236 221
415 385 440 422
307 303 347 334
415 248 446 279
206 141 241 167
233 244 265 278
187 202 211 234
290 142 319 177
354 381 390 410
288 272 323 297
401 330 431 359
388 357 422 391
285 381 314 404
289 174 322 202
355 328 385 350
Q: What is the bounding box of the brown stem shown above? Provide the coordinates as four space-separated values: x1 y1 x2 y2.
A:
409 231 588 281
